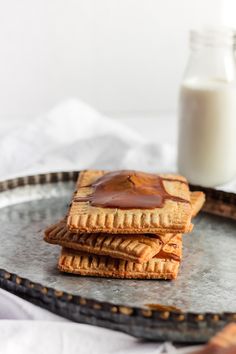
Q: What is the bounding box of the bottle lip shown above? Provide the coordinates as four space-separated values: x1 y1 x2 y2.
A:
190 27 236 49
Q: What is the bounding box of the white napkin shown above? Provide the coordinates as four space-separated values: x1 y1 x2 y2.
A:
0 98 233 354
0 291 181 354
1 291 177 354
0 320 181 354
0 98 176 180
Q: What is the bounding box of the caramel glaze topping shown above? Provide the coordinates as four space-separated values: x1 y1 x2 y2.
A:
155 249 180 262
75 170 190 209
145 303 182 312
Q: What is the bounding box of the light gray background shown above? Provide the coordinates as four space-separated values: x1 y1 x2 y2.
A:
0 0 235 124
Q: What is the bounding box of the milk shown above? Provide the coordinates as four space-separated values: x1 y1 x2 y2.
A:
178 78 236 186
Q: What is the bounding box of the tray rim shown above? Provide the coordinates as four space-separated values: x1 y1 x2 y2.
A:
0 170 236 343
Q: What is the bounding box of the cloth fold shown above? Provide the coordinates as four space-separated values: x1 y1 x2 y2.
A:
0 319 169 354
0 290 175 354
0 280 201 354
0 98 176 180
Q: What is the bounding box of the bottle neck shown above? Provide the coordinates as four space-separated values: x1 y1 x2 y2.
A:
183 29 236 84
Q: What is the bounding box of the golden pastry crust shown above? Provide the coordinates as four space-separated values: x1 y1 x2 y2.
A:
210 323 236 347
67 170 192 234
44 220 163 263
190 191 205 217
58 248 180 279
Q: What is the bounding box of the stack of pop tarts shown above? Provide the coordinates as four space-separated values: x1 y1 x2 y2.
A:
44 170 205 280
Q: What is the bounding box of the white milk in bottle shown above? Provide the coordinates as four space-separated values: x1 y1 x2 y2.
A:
178 29 236 187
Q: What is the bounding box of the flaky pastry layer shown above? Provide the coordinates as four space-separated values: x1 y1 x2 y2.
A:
58 248 180 279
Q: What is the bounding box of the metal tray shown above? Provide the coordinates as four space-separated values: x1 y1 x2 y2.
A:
0 171 235 343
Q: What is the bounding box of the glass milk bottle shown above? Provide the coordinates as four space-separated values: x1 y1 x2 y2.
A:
178 29 236 187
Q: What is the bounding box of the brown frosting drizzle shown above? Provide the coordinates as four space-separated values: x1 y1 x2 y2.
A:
75 170 189 209
155 249 180 262
145 303 182 312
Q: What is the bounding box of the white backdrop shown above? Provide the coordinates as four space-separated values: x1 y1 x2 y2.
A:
0 0 235 123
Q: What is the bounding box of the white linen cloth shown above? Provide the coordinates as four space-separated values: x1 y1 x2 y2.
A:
0 288 202 354
0 98 234 354
0 99 176 180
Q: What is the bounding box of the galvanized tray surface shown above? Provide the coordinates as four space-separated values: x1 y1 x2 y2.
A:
0 171 235 343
